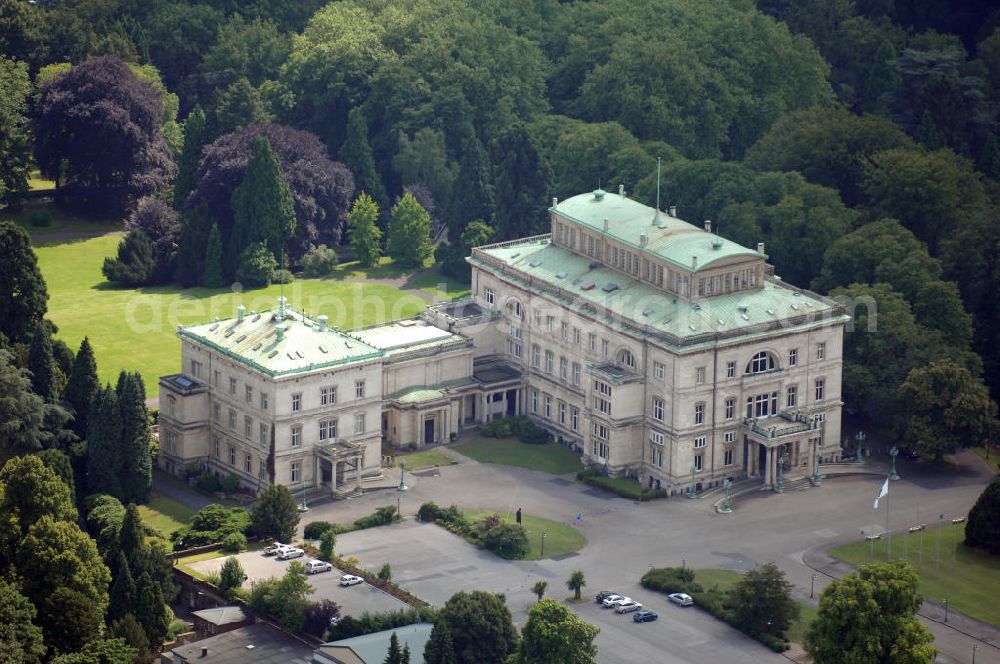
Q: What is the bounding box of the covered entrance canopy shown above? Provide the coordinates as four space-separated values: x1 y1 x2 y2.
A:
742 411 824 490
315 439 364 496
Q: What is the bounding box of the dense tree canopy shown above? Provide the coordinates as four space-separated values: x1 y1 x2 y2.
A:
0 56 32 203
0 222 47 344
965 478 1000 554
433 591 518 664
512 599 598 664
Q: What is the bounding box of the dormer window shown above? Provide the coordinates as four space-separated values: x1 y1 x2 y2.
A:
746 351 776 375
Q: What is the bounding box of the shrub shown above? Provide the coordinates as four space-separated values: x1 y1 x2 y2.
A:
303 599 341 639
319 530 336 561
418 502 443 522
482 523 529 559
377 563 392 582
482 418 512 438
218 557 245 596
221 531 247 553
641 567 702 594
482 416 549 443
235 242 276 287
196 472 221 493
301 244 338 277
184 463 201 479
220 473 240 494
30 209 53 227
304 521 335 539
354 505 397 530
479 513 503 534
577 468 667 501
326 607 438 642
272 268 294 284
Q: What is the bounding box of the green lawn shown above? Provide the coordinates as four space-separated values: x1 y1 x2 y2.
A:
694 568 741 593
407 268 470 300
176 549 225 580
453 437 583 475
138 491 196 539
786 603 819 645
33 233 431 396
2 199 120 238
396 449 456 471
464 509 586 560
828 522 1000 627
28 170 56 191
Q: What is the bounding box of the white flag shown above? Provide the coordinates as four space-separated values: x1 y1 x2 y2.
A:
873 478 889 510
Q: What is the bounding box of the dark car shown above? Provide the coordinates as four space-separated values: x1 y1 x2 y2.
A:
633 610 659 623
595 590 617 604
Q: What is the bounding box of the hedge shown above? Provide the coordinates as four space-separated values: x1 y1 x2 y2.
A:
482 416 549 444
302 506 399 541
418 502 529 559
577 468 667 501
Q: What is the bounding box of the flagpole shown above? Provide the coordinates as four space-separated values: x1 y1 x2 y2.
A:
886 475 891 560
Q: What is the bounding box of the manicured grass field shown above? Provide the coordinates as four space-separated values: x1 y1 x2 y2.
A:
464 509 586 560
2 199 120 237
828 522 1000 627
786 603 819 646
407 268 470 300
28 170 56 191
138 491 196 539
453 437 583 475
33 233 430 397
396 449 455 471
176 549 225 580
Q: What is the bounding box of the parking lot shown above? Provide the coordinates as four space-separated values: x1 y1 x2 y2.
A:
188 550 409 617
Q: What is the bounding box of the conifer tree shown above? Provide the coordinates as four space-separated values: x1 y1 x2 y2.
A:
0 221 48 344
423 620 457 664
107 552 137 624
230 137 296 266
447 134 495 236
349 192 382 268
63 337 99 437
387 193 432 269
101 230 156 286
86 386 123 499
175 202 215 287
118 372 151 504
28 321 57 402
384 632 403 664
173 106 207 209
118 504 147 576
340 107 388 215
492 124 552 240
134 571 169 649
977 132 1000 180
0 350 47 454
202 223 225 287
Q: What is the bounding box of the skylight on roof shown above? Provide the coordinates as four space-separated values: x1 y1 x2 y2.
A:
766 309 775 316
174 376 193 388
529 259 542 267
224 329 235 337
641 308 654 316
319 345 328 354
209 323 219 332
235 334 247 343
579 281 595 290
602 283 619 293
555 271 567 279
286 352 295 360
252 314 262 321
251 342 263 351
295 350 304 358
268 351 278 358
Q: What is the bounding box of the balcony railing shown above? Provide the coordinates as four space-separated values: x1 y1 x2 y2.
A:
743 410 822 440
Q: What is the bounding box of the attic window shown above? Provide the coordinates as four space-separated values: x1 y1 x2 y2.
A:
766 309 775 316
579 281 595 291
555 271 568 279
641 308 654 316
252 314 262 322
318 345 328 354
717 319 725 325
224 329 235 337
209 323 220 332
790 303 799 310
688 324 697 331
693 303 701 311
267 351 278 359
345 341 353 348
235 335 247 343
529 259 542 267
252 343 263 351
296 350 304 358
741 313 750 321
602 283 619 293
510 252 520 259
287 352 296 360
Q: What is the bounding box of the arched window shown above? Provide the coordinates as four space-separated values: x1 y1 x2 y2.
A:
505 298 523 319
617 349 636 370
745 351 776 375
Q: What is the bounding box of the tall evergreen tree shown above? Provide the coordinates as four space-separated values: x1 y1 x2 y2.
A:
387 193 432 269
0 221 48 344
447 135 495 236
423 621 457 664
107 552 137 624
348 193 382 268
230 136 296 275
977 132 1000 180
134 571 169 649
102 229 156 287
118 372 151 504
384 632 403 664
861 40 900 114
0 349 47 454
63 337 99 437
118 504 147 577
340 107 388 216
86 386 123 499
211 77 272 138
37 448 75 501
175 202 216 288
27 321 57 403
174 106 208 209
202 223 225 287
492 124 552 240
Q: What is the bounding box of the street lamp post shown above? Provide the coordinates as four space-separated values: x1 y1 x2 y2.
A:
810 574 817 599
855 431 866 465
943 598 949 622
776 449 786 493
541 532 546 557
889 445 900 481
973 643 980 664
398 460 408 491
719 479 733 513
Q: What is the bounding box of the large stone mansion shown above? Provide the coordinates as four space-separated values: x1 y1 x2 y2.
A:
158 188 848 497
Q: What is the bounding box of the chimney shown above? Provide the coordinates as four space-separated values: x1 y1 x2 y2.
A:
668 205 677 217
691 256 698 270
236 304 245 322
318 315 328 332
552 197 558 207
639 233 648 247
275 324 286 342
618 184 625 197
603 218 609 232
704 220 712 233
201 647 209 658
756 242 766 254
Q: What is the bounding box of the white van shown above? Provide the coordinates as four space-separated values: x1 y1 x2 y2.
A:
278 546 304 560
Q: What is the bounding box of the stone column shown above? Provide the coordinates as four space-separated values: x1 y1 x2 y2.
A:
765 446 774 488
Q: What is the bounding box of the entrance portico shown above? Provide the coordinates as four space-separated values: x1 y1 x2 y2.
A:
743 412 825 490
316 441 364 496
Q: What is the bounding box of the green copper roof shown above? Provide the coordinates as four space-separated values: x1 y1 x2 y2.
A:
178 303 382 377
553 191 761 270
471 239 846 344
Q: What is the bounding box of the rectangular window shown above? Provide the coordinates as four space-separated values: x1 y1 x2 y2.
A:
558 401 566 425
650 429 665 446
573 327 581 345
244 415 252 440
546 315 554 332
561 322 569 340
213 437 220 458
789 348 798 367
787 384 798 408
724 449 734 466
601 339 609 357
244 454 252 474
259 423 267 446
212 369 219 387
559 357 568 380
245 385 253 403
724 430 737 443
815 378 825 402
816 342 826 361
291 461 300 483
594 380 612 397
531 390 539 414
291 393 301 412
571 407 579 432
572 362 581 386
190 360 203 379
260 393 269 410
651 444 663 468
588 333 597 353
544 395 552 419
595 396 611 416
227 446 235 466
545 351 554 374
726 361 736 379
513 301 523 319
654 361 665 380
694 402 705 425
354 413 365 435
355 380 365 399
291 425 301 447
485 287 495 305
694 454 703 471
696 366 706 384
592 422 609 440
652 397 664 422
725 398 735 420
531 345 540 369
321 386 337 406
816 412 827 422
213 403 221 424
228 408 236 431
694 435 707 448
319 419 337 441
228 377 236 395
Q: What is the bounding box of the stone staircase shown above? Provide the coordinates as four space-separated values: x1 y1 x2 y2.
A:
778 475 814 492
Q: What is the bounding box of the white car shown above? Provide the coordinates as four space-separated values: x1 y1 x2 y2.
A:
339 574 364 587
305 560 333 574
278 547 304 560
262 542 288 556
615 600 643 614
668 592 694 607
602 595 628 608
